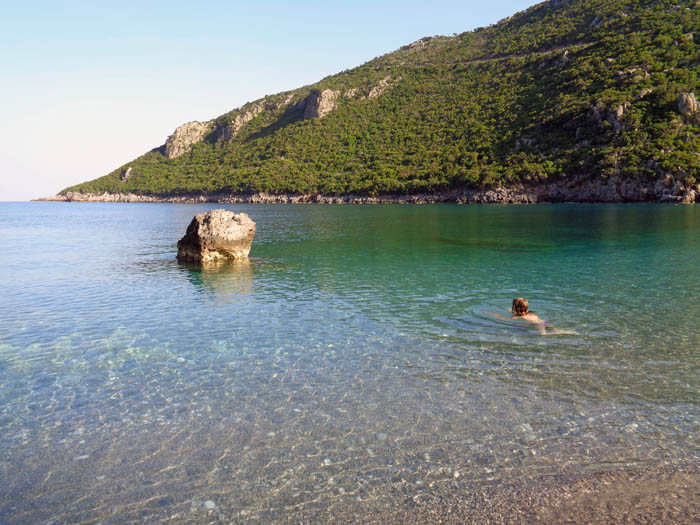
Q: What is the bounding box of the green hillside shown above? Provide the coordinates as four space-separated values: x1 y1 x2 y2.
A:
62 0 700 197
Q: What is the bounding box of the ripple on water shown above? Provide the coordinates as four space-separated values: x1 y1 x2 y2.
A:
1 203 699 522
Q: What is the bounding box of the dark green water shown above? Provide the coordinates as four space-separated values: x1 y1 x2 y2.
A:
0 202 699 522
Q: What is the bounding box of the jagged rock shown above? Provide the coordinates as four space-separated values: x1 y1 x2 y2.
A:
404 37 431 50
303 89 340 120
368 77 392 99
164 121 210 159
176 209 256 263
120 167 132 182
609 103 630 131
224 105 264 140
617 68 649 84
636 88 654 100
218 97 294 141
589 101 630 132
678 92 699 124
232 105 263 132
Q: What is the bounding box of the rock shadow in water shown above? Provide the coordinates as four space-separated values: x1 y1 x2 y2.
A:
179 258 254 301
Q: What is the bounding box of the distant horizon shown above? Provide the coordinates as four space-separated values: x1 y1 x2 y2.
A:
0 0 537 201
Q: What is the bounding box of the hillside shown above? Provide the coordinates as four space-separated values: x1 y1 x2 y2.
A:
59 0 700 202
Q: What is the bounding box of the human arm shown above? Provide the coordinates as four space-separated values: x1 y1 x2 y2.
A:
487 312 515 321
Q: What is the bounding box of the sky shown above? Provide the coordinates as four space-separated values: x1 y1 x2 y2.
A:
0 0 537 201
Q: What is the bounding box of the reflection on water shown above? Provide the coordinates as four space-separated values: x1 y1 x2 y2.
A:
0 202 699 523
430 236 555 251
180 258 255 300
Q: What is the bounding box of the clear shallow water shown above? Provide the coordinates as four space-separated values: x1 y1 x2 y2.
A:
0 202 699 523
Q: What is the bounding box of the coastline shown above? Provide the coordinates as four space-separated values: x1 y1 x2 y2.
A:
36 174 700 204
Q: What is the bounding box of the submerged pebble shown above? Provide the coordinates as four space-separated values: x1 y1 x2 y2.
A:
4 205 699 524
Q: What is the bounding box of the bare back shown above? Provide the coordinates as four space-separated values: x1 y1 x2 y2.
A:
516 312 544 325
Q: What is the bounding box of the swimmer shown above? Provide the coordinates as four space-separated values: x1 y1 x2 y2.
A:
489 297 575 335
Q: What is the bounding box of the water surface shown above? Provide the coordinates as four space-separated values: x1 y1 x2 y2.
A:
1 203 699 523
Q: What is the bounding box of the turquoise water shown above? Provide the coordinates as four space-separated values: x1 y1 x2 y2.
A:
1 202 699 523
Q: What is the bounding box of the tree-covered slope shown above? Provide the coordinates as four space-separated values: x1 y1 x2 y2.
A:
62 0 700 197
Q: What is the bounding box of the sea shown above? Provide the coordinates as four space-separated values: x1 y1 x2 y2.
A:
1 202 699 523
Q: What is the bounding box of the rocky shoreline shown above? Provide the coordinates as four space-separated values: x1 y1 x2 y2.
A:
37 174 699 204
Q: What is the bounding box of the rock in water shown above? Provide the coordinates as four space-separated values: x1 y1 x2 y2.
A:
177 209 255 263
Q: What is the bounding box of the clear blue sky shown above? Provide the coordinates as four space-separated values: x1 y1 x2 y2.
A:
0 0 537 201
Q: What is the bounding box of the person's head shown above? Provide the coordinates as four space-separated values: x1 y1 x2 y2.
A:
512 297 529 315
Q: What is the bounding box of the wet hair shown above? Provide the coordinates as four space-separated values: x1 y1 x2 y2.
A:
512 297 529 315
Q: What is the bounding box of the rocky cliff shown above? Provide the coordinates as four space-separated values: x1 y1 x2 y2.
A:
164 121 211 159
303 89 340 120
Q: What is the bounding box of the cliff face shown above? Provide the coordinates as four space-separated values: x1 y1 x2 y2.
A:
60 0 700 200
164 121 211 159
159 87 353 158
303 89 340 120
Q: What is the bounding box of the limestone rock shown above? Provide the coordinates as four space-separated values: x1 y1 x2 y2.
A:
230 105 264 135
608 103 630 131
589 101 630 132
226 98 291 139
636 88 654 100
678 93 699 124
404 37 431 50
120 167 132 182
217 105 264 141
164 121 210 159
177 209 256 263
368 77 392 99
303 89 340 120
